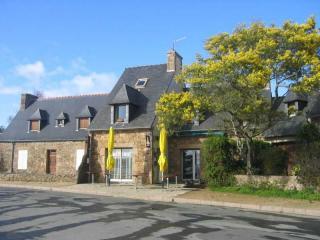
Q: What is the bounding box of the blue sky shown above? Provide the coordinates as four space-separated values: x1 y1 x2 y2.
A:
0 0 319 126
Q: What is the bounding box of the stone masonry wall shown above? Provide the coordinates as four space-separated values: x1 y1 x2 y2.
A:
0 141 86 182
168 136 207 182
91 129 153 184
0 143 13 173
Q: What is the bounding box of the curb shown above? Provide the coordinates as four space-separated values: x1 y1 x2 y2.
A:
1 184 319 218
173 197 320 217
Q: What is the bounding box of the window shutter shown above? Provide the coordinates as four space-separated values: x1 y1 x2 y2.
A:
125 105 129 123
110 105 114 124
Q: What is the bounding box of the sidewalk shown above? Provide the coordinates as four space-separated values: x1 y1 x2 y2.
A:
1 181 320 217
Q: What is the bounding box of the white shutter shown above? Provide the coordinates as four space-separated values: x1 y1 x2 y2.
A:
76 149 85 170
18 150 28 170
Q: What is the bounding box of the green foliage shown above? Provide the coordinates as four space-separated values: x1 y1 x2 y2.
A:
201 136 236 186
298 123 320 143
252 140 288 175
210 184 320 201
296 123 320 189
296 141 320 190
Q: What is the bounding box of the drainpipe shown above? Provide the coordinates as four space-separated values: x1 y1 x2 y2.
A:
11 142 15 173
88 134 92 183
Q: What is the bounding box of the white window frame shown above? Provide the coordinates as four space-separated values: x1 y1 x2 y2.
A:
18 150 28 170
135 78 148 88
110 148 133 182
75 149 85 170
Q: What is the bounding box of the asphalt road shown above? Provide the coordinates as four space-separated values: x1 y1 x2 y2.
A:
0 187 319 240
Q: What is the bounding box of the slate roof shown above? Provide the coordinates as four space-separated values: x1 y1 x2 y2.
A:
0 94 108 142
110 84 142 106
283 90 308 103
89 64 177 131
77 105 96 118
264 91 320 139
29 108 46 120
56 112 68 120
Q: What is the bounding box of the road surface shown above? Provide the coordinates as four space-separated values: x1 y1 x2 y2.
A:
0 187 319 240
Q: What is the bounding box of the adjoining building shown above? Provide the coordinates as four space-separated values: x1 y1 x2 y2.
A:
0 93 108 181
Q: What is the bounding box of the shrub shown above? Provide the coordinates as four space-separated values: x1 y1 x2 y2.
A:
251 140 288 175
296 142 320 190
296 123 320 190
202 136 236 186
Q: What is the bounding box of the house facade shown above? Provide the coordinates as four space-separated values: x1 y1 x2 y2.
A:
0 94 108 181
1 50 317 184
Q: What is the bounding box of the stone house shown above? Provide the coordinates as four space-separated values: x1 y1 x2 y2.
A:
0 94 108 181
1 49 317 184
87 50 229 184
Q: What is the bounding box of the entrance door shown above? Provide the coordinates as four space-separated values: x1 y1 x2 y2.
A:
46 150 56 174
182 150 200 180
110 148 132 182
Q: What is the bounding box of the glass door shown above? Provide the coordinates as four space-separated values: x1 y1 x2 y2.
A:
110 148 132 182
182 150 200 180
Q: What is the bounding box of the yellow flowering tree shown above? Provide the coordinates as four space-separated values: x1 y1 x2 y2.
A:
156 18 320 174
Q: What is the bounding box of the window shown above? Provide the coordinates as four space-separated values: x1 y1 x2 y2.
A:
57 119 64 127
114 105 127 122
109 148 132 182
79 118 89 129
30 120 40 131
18 150 28 170
76 149 85 170
135 78 148 88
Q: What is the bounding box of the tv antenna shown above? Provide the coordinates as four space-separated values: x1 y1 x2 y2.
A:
172 36 187 50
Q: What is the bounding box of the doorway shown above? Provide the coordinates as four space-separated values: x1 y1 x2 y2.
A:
46 150 56 174
182 149 200 181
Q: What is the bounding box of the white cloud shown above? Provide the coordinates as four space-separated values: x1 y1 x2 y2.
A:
0 78 22 95
15 61 45 82
0 84 22 95
43 72 117 97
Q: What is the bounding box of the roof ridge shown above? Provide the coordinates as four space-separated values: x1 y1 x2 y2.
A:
38 93 108 101
125 63 166 69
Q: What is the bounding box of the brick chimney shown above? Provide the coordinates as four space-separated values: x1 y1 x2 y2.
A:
20 93 38 110
167 49 182 72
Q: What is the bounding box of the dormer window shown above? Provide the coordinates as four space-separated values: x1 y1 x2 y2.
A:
114 104 127 122
56 112 68 128
79 117 90 129
30 120 40 131
28 108 45 133
57 119 64 127
135 78 148 89
76 105 95 130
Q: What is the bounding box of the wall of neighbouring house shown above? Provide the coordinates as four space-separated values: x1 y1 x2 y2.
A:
0 142 14 173
0 141 86 182
168 136 207 182
90 129 153 184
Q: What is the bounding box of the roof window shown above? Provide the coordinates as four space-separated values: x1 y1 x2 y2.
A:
135 78 148 88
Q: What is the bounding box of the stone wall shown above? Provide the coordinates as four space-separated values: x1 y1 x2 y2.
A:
90 129 153 184
235 175 302 190
0 142 13 172
0 141 86 181
0 173 75 182
168 136 207 182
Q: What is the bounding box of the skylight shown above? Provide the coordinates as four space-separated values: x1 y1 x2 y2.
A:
135 78 148 88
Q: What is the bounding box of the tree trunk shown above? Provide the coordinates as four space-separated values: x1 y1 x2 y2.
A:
245 138 252 175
